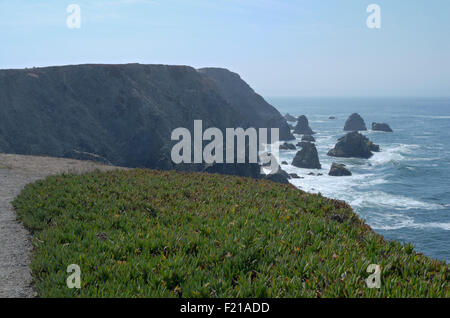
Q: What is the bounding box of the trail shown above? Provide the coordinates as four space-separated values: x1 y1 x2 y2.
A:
0 154 122 297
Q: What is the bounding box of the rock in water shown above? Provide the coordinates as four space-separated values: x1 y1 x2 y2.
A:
289 173 302 179
292 142 321 169
370 143 380 152
344 113 367 131
372 122 393 132
296 141 309 148
293 115 315 135
279 142 296 150
329 163 352 176
327 131 380 159
284 113 297 122
301 134 316 142
329 116 336 119
264 167 291 184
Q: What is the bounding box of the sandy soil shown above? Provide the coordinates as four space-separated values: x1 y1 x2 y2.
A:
0 153 124 298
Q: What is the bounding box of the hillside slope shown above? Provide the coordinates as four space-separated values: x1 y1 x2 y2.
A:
0 64 293 173
0 153 124 298
13 169 450 297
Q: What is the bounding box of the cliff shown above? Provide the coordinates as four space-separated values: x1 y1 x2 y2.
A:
0 64 293 174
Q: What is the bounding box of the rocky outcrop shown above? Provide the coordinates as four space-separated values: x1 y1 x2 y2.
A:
344 113 367 131
301 134 315 142
327 132 380 159
264 167 291 184
0 64 293 180
370 143 380 152
259 152 275 167
199 68 294 141
372 122 393 132
292 142 321 169
284 113 297 122
296 141 309 148
289 173 302 179
279 142 296 150
293 115 315 135
329 163 352 176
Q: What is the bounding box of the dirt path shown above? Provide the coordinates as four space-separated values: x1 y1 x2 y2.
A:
0 154 123 298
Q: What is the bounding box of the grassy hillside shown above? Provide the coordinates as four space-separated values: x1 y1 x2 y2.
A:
13 169 449 297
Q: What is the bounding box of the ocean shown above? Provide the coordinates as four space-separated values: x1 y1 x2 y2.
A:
267 97 450 263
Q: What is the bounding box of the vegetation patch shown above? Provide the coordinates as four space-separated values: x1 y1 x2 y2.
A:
14 169 449 297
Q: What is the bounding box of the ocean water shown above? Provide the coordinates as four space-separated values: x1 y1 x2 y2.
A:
267 97 450 263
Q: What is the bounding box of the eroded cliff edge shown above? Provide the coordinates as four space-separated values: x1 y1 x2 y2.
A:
0 64 293 175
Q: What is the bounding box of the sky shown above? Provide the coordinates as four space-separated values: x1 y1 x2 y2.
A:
1 0 449 97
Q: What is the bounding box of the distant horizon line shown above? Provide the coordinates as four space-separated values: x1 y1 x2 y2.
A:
265 96 450 99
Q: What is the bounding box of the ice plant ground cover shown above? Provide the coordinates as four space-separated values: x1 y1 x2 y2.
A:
13 169 449 297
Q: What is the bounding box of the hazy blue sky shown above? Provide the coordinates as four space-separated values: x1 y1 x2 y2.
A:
1 0 449 96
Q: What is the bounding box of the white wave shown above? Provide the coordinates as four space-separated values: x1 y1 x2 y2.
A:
286 170 376 200
358 209 450 231
406 157 441 162
369 151 405 165
372 221 450 231
350 191 444 211
414 222 450 231
369 214 415 230
285 170 445 212
369 144 420 165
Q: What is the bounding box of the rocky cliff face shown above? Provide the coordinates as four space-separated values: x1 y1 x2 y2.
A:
198 68 294 141
0 64 292 177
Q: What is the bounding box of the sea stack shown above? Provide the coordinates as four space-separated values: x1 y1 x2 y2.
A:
296 141 309 148
293 115 315 135
372 122 393 132
301 134 316 142
279 142 296 150
344 113 367 131
329 163 352 176
264 167 291 184
284 113 297 122
292 142 321 169
327 131 380 159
